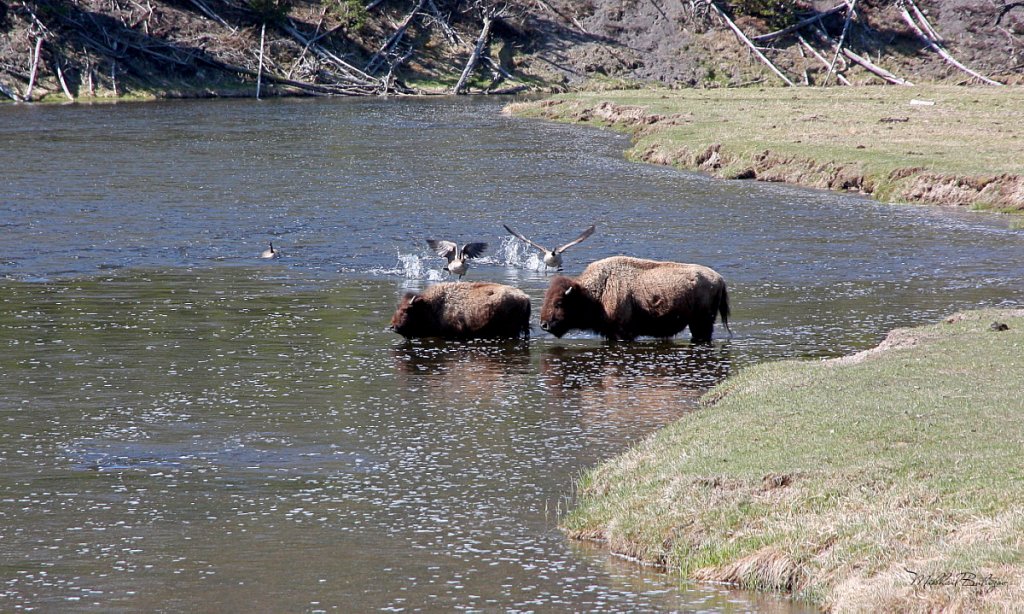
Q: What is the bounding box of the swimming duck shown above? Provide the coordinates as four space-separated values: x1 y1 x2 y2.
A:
426 240 487 279
502 224 595 271
260 242 281 259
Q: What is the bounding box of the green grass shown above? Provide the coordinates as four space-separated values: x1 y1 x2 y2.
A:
564 309 1024 610
506 86 1024 212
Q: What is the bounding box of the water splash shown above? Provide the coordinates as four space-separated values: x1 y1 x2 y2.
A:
494 236 545 271
369 251 445 280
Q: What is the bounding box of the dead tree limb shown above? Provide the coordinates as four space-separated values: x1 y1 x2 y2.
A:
486 84 528 95
797 33 850 85
256 22 266 99
55 62 75 101
709 2 794 86
997 2 1024 25
365 0 426 74
752 3 846 42
899 2 1003 86
453 13 496 94
281 20 379 85
189 0 236 33
482 55 517 82
0 78 21 101
201 55 375 95
425 0 464 46
823 0 856 86
533 0 589 35
26 37 43 101
905 0 941 40
810 23 912 85
840 48 912 85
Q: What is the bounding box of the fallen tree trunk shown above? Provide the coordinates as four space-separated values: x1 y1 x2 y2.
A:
710 2 794 86
256 22 266 99
797 33 851 85
0 78 21 101
811 23 913 85
365 0 426 75
841 46 913 85
425 0 463 46
823 0 857 86
905 0 941 40
55 61 75 101
26 37 43 101
281 20 380 86
453 14 495 94
899 2 1003 86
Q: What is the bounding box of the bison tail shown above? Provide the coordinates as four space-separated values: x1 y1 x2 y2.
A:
719 286 732 339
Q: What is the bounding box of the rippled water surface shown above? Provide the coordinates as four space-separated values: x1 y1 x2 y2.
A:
2 97 1023 611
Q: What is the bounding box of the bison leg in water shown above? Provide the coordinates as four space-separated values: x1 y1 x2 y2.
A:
688 314 716 344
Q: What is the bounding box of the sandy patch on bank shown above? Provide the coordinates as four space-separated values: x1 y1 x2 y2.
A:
827 309 1024 366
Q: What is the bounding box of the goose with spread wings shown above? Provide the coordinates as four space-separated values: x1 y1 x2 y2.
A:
426 240 488 279
503 224 595 271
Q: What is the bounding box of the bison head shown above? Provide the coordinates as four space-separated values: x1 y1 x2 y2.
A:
390 292 430 338
540 276 588 338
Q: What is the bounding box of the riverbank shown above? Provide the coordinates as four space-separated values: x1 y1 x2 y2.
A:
504 86 1024 214
563 309 1024 611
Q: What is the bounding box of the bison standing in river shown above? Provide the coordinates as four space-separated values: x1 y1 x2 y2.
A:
539 256 730 342
391 282 531 340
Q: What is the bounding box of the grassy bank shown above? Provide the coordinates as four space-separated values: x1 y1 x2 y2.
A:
504 86 1024 214
563 309 1024 611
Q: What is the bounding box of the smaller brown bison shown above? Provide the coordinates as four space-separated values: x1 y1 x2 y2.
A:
540 256 730 342
391 282 531 340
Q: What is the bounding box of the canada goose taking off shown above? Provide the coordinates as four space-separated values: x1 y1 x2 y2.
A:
426 240 487 280
260 242 281 259
503 224 595 271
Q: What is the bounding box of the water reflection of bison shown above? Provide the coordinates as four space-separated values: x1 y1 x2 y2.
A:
390 341 532 402
540 256 730 342
540 344 732 432
390 282 531 340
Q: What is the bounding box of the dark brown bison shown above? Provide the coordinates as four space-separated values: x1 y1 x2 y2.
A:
390 282 531 339
539 256 730 342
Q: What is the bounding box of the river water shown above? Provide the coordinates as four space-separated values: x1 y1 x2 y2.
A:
1 97 1022 612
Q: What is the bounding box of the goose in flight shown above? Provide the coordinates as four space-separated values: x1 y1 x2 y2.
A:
426 240 488 279
260 242 281 259
503 224 595 271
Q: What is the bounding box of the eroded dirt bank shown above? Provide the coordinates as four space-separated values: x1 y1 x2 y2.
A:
506 94 1024 212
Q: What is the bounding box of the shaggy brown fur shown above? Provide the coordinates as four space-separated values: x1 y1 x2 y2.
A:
539 256 729 342
390 282 531 340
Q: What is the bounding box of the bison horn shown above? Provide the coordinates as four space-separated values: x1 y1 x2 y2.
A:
564 286 573 296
